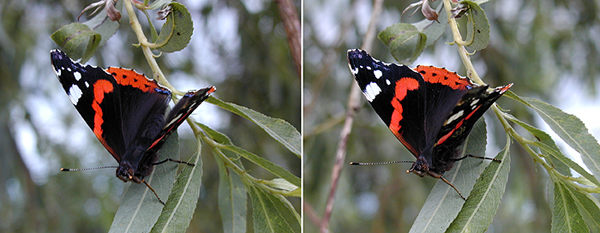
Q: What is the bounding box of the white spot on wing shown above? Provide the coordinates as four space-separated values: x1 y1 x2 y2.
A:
374 70 382 79
386 79 391 85
73 72 82 81
348 63 359 75
85 81 89 88
470 99 479 106
68 85 83 105
366 66 372 70
445 110 464 125
363 82 382 102
66 67 71 72
54 67 61 76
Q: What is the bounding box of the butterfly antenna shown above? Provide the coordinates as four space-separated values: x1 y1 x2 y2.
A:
349 160 414 166
142 180 166 206
60 165 118 172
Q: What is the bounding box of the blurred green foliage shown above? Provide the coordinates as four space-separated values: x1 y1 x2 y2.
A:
0 0 299 232
304 0 600 232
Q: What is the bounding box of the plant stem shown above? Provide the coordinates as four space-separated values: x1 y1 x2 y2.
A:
123 0 182 95
442 0 483 84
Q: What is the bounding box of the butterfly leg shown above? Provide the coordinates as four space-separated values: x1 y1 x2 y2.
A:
153 158 195 166
142 179 166 205
427 170 467 200
452 154 501 162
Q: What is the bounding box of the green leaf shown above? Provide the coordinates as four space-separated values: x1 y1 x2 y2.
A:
410 120 489 233
207 97 301 157
249 185 300 233
155 2 193 52
446 137 511 233
552 182 589 233
148 0 173 10
150 139 203 233
196 122 234 146
504 113 600 186
82 0 121 46
378 23 427 63
51 23 101 62
562 184 600 233
507 92 600 185
456 1 490 51
222 145 300 187
264 178 300 197
217 158 247 233
108 133 179 233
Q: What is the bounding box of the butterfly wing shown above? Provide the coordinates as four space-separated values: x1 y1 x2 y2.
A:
50 50 127 161
347 49 427 157
50 50 172 164
147 87 215 152
429 83 512 172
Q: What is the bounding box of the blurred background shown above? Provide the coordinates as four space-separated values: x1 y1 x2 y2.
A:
0 0 299 232
304 0 600 232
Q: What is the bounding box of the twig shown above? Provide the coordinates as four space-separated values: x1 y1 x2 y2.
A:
319 0 384 232
303 202 322 227
275 0 301 78
442 0 483 85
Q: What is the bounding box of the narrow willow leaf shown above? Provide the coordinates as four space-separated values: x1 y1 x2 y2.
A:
109 133 179 233
207 97 301 157
51 23 101 62
222 145 300 187
410 120 488 233
378 23 427 63
505 114 600 186
249 186 300 233
562 184 600 232
552 182 589 233
155 2 193 52
264 178 300 197
217 158 247 233
446 138 510 233
507 92 600 184
456 1 490 51
196 122 233 145
150 140 202 233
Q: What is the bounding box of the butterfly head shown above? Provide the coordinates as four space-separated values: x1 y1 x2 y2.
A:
116 162 142 183
407 156 429 177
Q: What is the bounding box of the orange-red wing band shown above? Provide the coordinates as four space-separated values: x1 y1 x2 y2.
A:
416 66 471 90
389 77 420 155
105 67 159 92
91 79 117 157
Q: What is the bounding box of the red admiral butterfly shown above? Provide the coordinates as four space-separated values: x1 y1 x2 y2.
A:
347 49 512 200
50 49 215 204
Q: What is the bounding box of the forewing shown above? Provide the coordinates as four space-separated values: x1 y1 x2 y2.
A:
147 86 215 152
347 49 426 156
434 83 513 148
50 49 126 161
105 67 172 151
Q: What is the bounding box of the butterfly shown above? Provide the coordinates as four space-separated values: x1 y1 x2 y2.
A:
50 49 215 204
347 49 512 199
